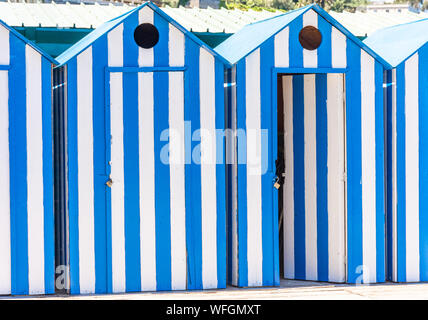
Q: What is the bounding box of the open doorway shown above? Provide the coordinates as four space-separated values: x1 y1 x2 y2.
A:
277 73 347 283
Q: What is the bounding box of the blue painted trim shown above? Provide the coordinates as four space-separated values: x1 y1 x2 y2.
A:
345 40 362 283
419 44 428 281
104 66 113 293
274 68 347 74
67 59 80 294
107 66 187 73
270 62 280 287
215 59 227 289
236 59 248 287
374 62 385 283
292 74 306 280
9 35 29 295
0 65 10 70
92 34 108 294
260 39 275 286
386 69 393 281
42 58 55 294
396 62 406 282
122 13 142 293
315 73 329 282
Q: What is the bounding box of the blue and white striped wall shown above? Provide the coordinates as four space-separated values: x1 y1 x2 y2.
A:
59 4 226 294
0 21 55 295
387 43 428 282
227 8 386 286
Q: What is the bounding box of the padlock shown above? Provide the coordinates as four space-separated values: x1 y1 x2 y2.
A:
106 179 113 188
273 177 281 190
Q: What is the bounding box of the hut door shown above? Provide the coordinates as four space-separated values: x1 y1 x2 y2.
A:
281 73 346 283
106 70 187 292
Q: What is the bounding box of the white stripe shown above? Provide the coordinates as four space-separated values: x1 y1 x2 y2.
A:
391 69 398 282
0 26 9 65
405 53 420 282
245 49 263 286
169 71 186 290
331 27 347 69
138 72 157 291
200 48 218 289
327 73 346 283
283 75 295 279
169 25 185 67
138 7 154 67
360 51 377 283
109 72 126 293
108 24 124 67
302 10 318 68
0 70 11 294
230 67 239 286
76 48 96 293
304 74 318 280
26 46 45 295
108 22 126 293
274 27 289 68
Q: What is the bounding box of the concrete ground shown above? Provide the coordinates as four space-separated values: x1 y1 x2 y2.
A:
4 279 428 300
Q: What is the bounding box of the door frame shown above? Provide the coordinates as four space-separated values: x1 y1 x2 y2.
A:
271 67 348 283
103 66 187 292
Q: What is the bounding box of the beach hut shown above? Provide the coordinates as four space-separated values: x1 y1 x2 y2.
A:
216 4 391 287
364 19 428 283
54 2 228 294
0 20 56 295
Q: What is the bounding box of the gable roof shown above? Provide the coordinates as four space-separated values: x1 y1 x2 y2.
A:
214 4 391 68
55 1 230 67
363 18 428 68
0 19 56 64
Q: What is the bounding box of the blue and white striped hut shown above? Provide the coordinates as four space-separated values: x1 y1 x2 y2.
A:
216 4 391 287
0 20 55 295
54 2 228 294
364 19 428 283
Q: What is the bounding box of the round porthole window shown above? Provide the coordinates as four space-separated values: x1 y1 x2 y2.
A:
298 26 322 50
134 23 159 49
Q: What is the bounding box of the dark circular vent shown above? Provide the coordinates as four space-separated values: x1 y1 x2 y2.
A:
298 26 322 51
134 23 159 49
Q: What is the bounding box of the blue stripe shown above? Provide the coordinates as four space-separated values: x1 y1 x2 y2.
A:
215 59 226 289
288 16 303 68
67 58 80 294
225 68 233 285
317 16 332 68
236 59 248 286
92 35 108 294
396 62 406 282
345 42 362 283
386 70 393 281
154 11 172 291
184 38 202 290
374 62 385 282
123 13 141 293
9 35 28 295
42 58 55 294
315 73 328 282
419 44 428 281
260 38 275 286
292 74 306 280
104 67 113 293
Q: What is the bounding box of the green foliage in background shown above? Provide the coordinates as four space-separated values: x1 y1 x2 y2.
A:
220 0 369 12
